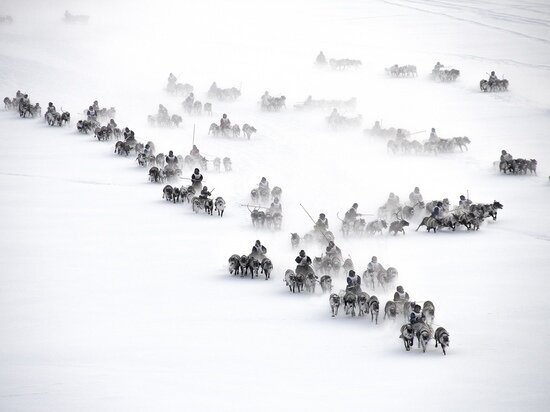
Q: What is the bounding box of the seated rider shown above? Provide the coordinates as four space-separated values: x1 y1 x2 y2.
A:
429 127 439 143
295 250 312 266
385 192 400 210
395 128 406 141
367 256 383 276
191 168 203 189
316 51 327 65
19 94 30 108
269 197 282 215
168 73 177 85
500 150 512 162
372 120 381 131
258 177 270 193
393 285 410 303
315 213 329 231
431 202 443 220
326 241 342 259
261 91 270 108
165 150 178 168
87 106 97 121
345 203 359 223
109 118 117 128
433 61 443 72
488 71 498 85
47 102 56 113
346 270 361 293
184 93 195 110
144 144 152 157
92 100 100 112
251 240 267 258
158 104 168 118
409 304 425 325
220 113 231 130
199 185 211 200
459 195 471 209
408 187 423 205
190 144 200 157
328 108 340 123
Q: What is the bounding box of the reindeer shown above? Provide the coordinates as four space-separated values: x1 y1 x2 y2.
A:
261 258 273 280
228 254 240 275
400 324 414 351
366 219 387 235
214 197 226 217
357 292 370 316
343 291 357 316
388 211 409 235
329 293 341 317
384 301 397 320
422 301 435 324
434 327 450 355
368 296 379 324
242 124 257 139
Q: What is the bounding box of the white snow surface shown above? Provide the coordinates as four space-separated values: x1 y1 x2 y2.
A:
1 0 550 410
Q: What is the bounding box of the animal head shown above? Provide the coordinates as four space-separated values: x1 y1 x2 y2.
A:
493 200 503 209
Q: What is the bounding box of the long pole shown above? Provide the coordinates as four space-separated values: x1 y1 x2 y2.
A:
300 203 330 243
192 123 195 147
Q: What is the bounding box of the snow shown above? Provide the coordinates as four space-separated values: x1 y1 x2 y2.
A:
1 0 550 410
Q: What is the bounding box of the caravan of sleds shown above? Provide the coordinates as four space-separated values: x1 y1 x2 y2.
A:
64 11 89 23
208 82 241 101
365 124 471 155
314 52 362 70
160 167 226 217
385 64 418 77
228 242 273 280
326 108 362 129
147 104 182 127
336 191 503 237
294 96 357 111
331 282 449 354
497 150 537 175
166 73 194 97
246 179 283 231
260 91 286 112
3 91 42 118
182 93 212 116
0 15 14 24
480 71 509 92
162 183 226 217
278 233 449 354
208 115 257 139
1 50 524 358
431 62 460 82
